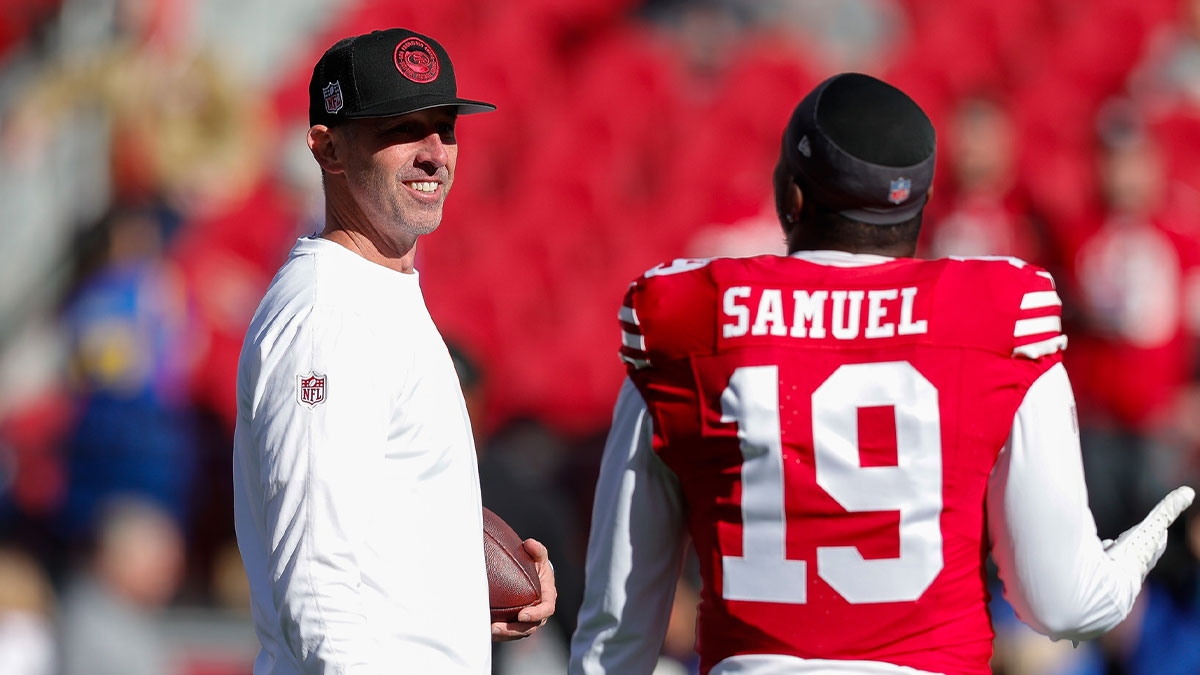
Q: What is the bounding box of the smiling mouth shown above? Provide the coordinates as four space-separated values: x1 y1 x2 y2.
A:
404 180 440 193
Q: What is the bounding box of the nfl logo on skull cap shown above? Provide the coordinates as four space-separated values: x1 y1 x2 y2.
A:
888 177 912 205
298 372 327 408
322 81 343 115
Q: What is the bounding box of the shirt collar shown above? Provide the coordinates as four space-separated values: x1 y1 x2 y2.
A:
788 249 896 267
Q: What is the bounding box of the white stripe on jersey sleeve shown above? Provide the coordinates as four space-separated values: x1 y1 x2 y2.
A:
1011 266 1065 359
1013 335 1069 359
618 305 639 325
1014 315 1062 338
619 354 650 370
618 294 650 369
1020 290 1062 310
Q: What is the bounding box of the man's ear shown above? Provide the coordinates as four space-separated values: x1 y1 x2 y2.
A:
773 159 804 235
308 125 344 175
788 181 804 226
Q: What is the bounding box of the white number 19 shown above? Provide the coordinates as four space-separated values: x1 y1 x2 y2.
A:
720 362 943 605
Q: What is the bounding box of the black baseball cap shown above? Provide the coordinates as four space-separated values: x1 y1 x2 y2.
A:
309 28 496 127
782 73 936 225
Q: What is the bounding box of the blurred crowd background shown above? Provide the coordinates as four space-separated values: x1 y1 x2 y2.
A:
1 0 1200 673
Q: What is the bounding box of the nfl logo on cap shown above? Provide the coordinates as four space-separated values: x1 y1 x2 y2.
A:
323 81 343 115
888 177 911 204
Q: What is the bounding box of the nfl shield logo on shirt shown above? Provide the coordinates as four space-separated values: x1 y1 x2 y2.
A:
888 177 912 204
322 81 343 115
298 372 327 408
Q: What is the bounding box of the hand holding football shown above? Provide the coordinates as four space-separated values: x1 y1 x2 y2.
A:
483 507 542 622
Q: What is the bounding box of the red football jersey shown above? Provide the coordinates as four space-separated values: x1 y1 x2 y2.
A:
618 253 1065 675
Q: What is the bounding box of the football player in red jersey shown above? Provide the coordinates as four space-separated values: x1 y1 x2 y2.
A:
568 73 1195 675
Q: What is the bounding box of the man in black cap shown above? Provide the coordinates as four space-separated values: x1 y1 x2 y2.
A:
232 29 556 674
569 73 1193 675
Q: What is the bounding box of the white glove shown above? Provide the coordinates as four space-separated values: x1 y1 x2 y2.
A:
1102 486 1195 583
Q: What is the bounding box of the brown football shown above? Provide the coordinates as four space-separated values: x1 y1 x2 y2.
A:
483 507 542 622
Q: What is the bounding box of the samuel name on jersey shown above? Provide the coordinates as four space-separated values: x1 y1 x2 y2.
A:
721 285 928 341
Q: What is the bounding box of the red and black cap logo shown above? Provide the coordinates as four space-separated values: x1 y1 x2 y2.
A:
395 37 439 83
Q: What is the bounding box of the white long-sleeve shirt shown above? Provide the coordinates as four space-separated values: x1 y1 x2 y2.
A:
233 236 490 675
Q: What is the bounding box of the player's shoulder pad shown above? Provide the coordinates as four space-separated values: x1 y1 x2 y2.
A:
618 257 718 371
947 256 1066 359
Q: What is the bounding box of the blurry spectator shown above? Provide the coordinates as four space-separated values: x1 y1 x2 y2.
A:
754 0 908 73
1060 101 1200 538
1130 0 1200 206
638 0 751 85
4 0 270 215
0 546 56 675
685 200 787 259
0 0 271 386
450 342 586 674
59 496 185 675
922 95 1044 263
1130 0 1200 111
58 205 198 540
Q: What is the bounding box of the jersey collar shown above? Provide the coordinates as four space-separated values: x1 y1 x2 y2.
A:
789 249 895 267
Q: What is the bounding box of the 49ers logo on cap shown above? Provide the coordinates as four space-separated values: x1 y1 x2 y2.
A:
298 372 327 408
395 37 439 83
